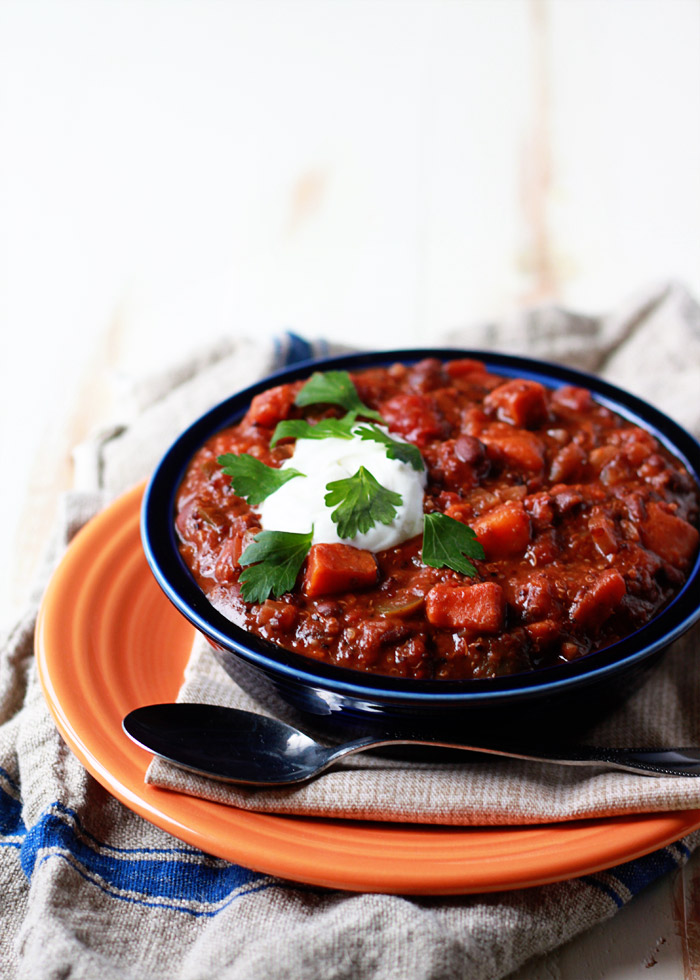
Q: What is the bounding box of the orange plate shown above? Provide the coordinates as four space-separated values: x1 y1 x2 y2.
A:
35 484 700 895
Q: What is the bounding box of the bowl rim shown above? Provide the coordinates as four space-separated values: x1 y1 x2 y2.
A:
141 347 700 705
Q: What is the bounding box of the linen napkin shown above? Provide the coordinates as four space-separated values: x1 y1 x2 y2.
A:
3 282 700 980
143 279 700 825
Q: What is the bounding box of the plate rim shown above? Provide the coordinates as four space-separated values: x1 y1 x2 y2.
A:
35 483 700 895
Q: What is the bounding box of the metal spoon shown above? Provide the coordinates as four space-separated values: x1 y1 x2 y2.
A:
122 703 700 786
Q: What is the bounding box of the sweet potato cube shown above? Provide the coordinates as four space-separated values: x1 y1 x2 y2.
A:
303 543 378 597
640 502 700 568
570 569 626 629
425 581 506 632
484 379 549 428
471 501 531 559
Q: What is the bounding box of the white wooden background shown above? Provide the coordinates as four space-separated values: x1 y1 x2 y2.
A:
2 0 700 624
2 2 700 977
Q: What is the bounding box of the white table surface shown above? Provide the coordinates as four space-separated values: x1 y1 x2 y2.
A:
2 1 700 976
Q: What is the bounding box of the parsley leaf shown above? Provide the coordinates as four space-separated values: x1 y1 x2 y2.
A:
355 424 424 472
217 453 304 506
270 414 357 448
238 528 313 603
422 512 485 577
324 466 403 539
295 370 384 422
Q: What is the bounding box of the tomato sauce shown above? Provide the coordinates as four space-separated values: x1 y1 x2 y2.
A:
175 358 700 680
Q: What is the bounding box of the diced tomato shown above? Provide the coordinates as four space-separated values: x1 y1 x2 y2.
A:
527 529 559 565
589 445 619 473
444 501 474 524
214 537 242 583
524 619 562 648
640 502 700 567
303 544 378 597
619 427 659 466
471 500 531 559
507 572 554 621
570 570 626 629
405 358 446 392
444 358 488 379
481 425 545 472
255 600 298 632
246 384 297 428
484 379 549 429
431 439 481 491
588 506 619 558
379 393 445 446
552 386 594 413
548 441 587 483
523 491 555 529
425 581 506 632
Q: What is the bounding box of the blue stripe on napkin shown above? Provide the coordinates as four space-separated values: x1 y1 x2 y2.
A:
275 331 329 368
2 794 275 917
582 841 690 908
0 769 23 844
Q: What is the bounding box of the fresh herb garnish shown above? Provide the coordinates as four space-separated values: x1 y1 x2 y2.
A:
224 374 480 602
355 424 425 472
272 416 425 474
217 453 304 506
295 370 384 422
324 466 403 539
422 511 485 577
238 528 314 603
269 414 357 448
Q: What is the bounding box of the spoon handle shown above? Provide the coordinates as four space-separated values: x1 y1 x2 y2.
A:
326 739 700 778
122 703 700 785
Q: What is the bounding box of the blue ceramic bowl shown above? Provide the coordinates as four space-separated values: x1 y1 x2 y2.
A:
141 349 700 740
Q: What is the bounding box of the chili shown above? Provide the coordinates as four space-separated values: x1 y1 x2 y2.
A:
174 358 700 680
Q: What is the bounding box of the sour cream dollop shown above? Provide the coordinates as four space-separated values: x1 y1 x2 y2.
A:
258 428 427 552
